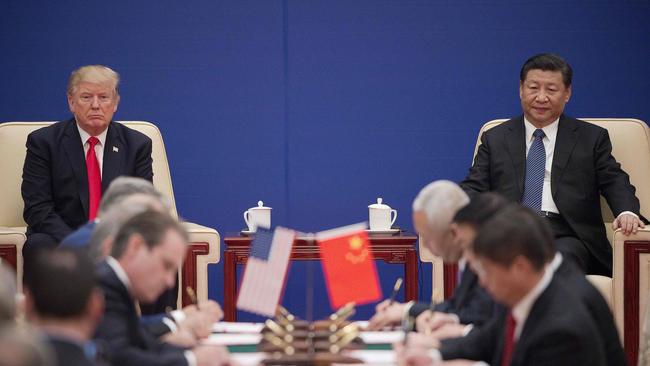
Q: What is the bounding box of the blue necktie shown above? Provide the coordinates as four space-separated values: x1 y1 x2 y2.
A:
521 129 546 211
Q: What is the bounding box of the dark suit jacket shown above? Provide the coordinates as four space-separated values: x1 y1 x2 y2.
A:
22 118 153 242
60 220 97 248
555 257 627 365
47 337 98 366
440 275 606 366
460 115 640 275
94 261 188 366
408 267 494 326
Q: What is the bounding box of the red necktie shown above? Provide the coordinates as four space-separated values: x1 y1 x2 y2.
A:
86 136 102 220
501 312 517 366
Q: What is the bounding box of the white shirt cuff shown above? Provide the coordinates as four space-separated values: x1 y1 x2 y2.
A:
170 309 186 323
462 324 474 337
162 317 178 333
184 350 197 366
402 301 415 320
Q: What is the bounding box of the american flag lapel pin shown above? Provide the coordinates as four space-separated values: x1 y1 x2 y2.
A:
113 146 119 152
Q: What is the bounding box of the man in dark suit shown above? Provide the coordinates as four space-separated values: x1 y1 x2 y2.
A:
61 176 166 250
552 253 627 365
23 247 105 366
460 53 643 276
418 200 626 365
413 193 511 338
94 210 230 366
399 205 606 366
368 181 494 331
21 65 153 263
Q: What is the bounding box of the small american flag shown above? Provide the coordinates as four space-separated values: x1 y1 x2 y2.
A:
236 227 296 316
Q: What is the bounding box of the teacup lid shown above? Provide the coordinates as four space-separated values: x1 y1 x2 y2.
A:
368 198 391 209
250 200 272 210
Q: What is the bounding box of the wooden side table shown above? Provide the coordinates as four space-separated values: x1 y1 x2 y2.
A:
223 232 419 321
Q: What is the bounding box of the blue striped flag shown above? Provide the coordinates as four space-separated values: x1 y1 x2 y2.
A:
236 227 296 316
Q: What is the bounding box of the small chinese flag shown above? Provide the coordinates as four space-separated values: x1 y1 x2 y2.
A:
317 223 382 309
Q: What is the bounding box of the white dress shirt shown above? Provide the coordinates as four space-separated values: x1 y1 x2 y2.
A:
76 123 107 177
523 118 636 220
105 256 131 291
510 262 555 340
524 117 560 214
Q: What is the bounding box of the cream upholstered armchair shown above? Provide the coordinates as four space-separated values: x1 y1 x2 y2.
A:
419 118 650 363
0 121 220 308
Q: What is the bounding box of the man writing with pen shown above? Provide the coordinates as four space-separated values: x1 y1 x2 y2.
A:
368 180 497 335
94 210 234 366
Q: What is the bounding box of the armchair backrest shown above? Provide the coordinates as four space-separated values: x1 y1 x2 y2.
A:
0 121 178 228
473 118 650 234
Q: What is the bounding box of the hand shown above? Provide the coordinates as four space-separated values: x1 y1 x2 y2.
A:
416 311 458 334
415 310 433 334
613 213 645 235
193 345 231 366
198 300 224 323
367 300 406 330
162 329 197 347
394 340 436 366
429 323 467 340
181 311 213 339
182 304 199 317
405 332 440 349
375 299 393 313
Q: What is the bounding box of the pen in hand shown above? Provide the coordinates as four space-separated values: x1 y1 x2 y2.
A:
388 277 403 306
186 286 199 310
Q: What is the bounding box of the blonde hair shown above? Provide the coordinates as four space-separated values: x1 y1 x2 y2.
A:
67 65 120 97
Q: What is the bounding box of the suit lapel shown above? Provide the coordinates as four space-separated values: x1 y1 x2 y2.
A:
61 119 90 218
505 117 526 197
551 115 579 197
453 267 477 306
509 279 558 365
101 122 125 192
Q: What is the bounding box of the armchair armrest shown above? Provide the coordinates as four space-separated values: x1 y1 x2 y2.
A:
178 221 220 307
418 239 445 303
0 227 26 292
612 228 650 352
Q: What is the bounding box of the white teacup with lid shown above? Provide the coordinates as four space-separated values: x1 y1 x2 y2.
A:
243 201 271 232
368 198 397 231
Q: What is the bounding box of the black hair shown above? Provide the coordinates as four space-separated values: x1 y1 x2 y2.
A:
453 192 510 229
520 53 572 87
23 248 95 319
473 204 555 271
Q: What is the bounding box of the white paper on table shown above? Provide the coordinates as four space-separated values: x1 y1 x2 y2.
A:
230 352 266 366
204 333 262 346
343 350 396 365
212 321 264 334
359 331 404 344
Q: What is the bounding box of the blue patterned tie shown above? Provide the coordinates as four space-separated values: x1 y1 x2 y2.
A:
521 129 546 211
